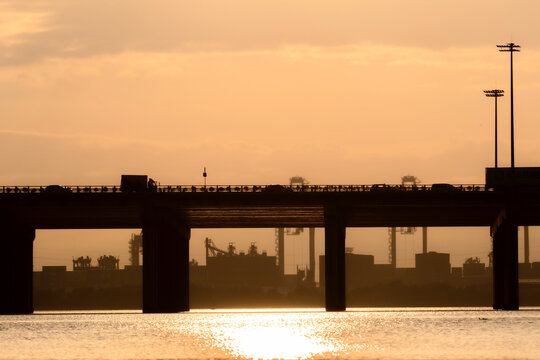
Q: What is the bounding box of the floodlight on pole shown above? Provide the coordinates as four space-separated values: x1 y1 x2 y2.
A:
484 89 504 168
497 42 520 168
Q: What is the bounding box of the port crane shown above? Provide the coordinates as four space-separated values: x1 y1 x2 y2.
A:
388 175 428 267
205 237 238 263
275 176 315 282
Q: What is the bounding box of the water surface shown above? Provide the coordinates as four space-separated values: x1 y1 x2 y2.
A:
1 308 539 359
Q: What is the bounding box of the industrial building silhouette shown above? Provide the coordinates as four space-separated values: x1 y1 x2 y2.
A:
33 234 540 310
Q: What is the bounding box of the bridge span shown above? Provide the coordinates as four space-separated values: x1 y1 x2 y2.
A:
1 175 539 314
0 183 529 228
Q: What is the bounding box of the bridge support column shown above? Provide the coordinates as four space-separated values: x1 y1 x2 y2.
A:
0 219 35 315
143 210 190 313
491 209 519 310
324 205 346 311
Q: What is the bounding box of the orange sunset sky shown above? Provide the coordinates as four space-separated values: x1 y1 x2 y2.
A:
1 1 539 271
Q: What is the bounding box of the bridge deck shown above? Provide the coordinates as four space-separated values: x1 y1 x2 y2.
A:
1 186 538 228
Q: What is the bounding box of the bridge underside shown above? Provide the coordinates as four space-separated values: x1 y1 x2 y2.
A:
4 191 539 229
8 204 540 229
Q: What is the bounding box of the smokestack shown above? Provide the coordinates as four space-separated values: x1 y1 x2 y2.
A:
278 228 285 276
391 227 397 268
309 227 315 282
524 226 530 264
422 227 428 254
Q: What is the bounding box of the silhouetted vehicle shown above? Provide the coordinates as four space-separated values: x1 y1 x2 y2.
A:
431 183 454 192
120 175 149 192
370 184 387 191
262 185 293 193
44 185 72 193
148 178 158 192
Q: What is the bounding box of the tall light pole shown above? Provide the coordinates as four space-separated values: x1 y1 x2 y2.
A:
497 42 520 168
484 89 504 168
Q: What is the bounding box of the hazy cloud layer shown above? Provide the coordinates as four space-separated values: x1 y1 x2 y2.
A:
0 127 519 186
1 0 539 65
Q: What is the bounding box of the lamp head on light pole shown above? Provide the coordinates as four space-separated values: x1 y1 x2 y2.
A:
496 42 521 53
483 89 505 97
484 89 504 168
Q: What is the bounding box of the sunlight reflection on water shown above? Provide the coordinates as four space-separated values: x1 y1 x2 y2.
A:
202 311 357 359
217 326 329 359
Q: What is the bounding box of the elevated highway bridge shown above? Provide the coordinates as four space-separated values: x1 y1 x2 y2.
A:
1 173 539 314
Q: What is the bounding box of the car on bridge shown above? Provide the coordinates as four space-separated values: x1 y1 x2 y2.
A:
261 185 294 193
43 185 72 194
431 183 455 192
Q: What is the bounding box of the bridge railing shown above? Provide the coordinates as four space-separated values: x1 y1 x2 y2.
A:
0 184 489 194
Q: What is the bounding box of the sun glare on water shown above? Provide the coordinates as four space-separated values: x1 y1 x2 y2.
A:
222 326 332 359
204 311 348 359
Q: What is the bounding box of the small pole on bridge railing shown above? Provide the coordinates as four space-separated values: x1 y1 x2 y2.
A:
203 167 207 189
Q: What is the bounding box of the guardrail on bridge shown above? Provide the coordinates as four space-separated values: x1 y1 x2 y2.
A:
0 184 488 194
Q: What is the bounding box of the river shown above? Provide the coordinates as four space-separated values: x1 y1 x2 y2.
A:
1 308 539 359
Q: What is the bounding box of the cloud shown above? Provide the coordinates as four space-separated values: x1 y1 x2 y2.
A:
1 0 540 65
0 2 52 46
0 43 526 88
0 128 180 149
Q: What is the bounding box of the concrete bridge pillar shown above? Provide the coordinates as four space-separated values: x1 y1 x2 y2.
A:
491 209 519 310
142 209 190 313
324 204 346 311
0 218 35 315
